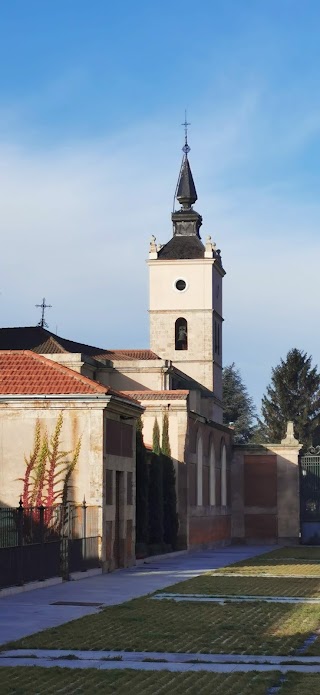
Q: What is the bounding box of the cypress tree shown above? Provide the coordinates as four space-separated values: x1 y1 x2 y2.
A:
148 417 163 546
161 411 171 456
152 417 161 455
261 348 320 448
148 452 163 545
135 416 149 545
162 454 178 548
161 411 178 549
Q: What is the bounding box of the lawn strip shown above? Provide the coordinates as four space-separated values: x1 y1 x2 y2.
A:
162 575 320 598
280 672 320 693
0 667 278 694
5 599 320 656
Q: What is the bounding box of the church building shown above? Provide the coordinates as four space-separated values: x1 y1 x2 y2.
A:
0 135 234 555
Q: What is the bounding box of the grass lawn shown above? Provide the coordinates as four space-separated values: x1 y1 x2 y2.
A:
5 546 320 664
282 673 320 694
217 547 320 577
164 575 320 598
0 667 279 694
7 598 320 655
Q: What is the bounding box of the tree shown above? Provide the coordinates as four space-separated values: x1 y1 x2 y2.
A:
223 363 257 443
161 412 178 549
135 416 149 545
148 453 163 545
152 417 161 455
161 411 171 457
261 348 320 448
148 417 163 546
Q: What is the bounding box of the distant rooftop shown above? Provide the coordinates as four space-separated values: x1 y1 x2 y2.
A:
0 327 160 362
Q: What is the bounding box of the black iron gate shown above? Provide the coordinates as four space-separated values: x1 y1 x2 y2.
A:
300 447 320 544
0 501 101 590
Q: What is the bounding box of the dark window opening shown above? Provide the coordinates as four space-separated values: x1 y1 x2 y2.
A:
175 317 188 351
214 321 220 355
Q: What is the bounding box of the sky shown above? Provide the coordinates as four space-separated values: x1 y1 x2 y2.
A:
1 0 320 409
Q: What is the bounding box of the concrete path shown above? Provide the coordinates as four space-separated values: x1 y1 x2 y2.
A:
0 545 274 646
152 592 320 604
3 649 320 673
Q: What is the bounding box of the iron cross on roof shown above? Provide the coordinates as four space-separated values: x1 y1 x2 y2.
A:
182 110 191 154
35 297 52 328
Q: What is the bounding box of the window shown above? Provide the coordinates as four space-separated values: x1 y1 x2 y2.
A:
209 441 216 506
105 469 113 505
221 443 227 506
175 317 188 350
127 472 133 505
196 433 203 506
105 419 133 457
214 321 220 355
175 279 187 291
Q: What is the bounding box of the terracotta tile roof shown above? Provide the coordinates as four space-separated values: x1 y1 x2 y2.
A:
0 328 160 362
33 336 68 354
0 351 108 395
98 349 160 361
0 351 141 404
122 390 189 401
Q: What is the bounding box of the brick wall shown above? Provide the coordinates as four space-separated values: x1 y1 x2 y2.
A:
231 444 300 544
189 515 231 546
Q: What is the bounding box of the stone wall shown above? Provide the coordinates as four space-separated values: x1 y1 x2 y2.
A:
231 427 301 544
187 416 233 548
0 398 139 572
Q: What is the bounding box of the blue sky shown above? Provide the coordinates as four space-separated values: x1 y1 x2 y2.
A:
1 0 320 409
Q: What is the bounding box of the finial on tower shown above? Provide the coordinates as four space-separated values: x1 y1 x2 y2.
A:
182 110 191 155
176 112 197 208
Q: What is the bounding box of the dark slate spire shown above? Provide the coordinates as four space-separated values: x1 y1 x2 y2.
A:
157 118 205 259
171 122 202 239
176 156 198 208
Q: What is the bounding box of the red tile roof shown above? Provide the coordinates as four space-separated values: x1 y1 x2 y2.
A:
0 351 140 403
122 390 189 401
98 349 160 361
33 337 68 354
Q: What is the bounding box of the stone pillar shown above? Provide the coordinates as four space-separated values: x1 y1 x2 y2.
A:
272 422 301 543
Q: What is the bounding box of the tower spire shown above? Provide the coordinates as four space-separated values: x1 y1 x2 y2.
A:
176 112 198 209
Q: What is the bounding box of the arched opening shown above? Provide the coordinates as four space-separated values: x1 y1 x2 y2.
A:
196 432 203 506
221 441 227 507
175 317 188 351
209 439 216 506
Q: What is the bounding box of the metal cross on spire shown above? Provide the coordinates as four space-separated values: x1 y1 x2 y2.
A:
181 110 191 155
35 297 52 328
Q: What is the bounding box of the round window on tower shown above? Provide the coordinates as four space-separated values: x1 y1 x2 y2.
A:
175 278 187 292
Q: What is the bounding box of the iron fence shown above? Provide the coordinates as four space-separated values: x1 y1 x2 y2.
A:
0 501 101 590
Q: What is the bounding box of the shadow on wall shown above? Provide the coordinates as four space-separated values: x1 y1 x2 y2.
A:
231 423 302 545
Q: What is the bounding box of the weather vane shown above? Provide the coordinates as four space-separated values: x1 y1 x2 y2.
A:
36 297 52 329
181 109 191 154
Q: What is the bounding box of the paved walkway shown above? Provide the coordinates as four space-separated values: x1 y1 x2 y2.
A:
2 648 320 673
0 545 274 646
152 592 320 604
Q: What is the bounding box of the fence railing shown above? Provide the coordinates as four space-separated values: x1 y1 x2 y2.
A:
0 500 101 590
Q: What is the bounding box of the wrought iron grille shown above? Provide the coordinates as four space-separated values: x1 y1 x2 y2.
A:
300 447 320 522
0 501 101 590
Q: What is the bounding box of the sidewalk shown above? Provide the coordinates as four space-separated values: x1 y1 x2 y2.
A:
0 545 275 646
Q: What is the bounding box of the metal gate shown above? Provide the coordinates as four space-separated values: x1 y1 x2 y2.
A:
300 447 320 544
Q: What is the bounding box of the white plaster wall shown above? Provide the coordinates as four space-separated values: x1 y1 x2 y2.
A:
0 400 104 508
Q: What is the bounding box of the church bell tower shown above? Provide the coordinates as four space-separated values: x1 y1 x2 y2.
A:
148 126 225 421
